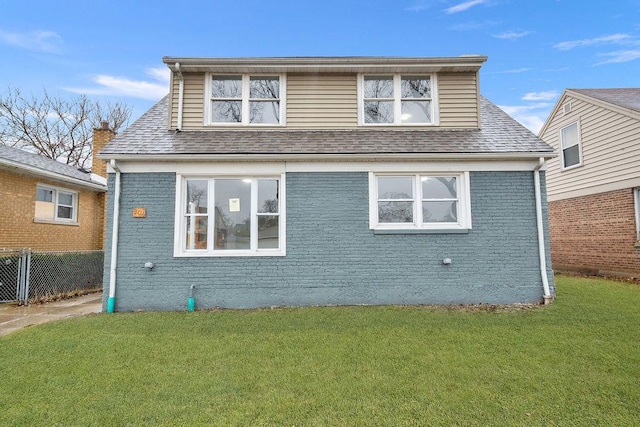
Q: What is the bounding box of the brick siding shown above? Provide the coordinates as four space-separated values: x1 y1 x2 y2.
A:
549 188 640 275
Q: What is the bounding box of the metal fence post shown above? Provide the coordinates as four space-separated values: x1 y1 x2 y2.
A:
24 249 31 306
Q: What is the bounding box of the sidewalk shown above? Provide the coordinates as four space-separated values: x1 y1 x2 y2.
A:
0 292 103 336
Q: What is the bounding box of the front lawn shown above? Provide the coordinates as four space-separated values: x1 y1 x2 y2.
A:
1 275 639 426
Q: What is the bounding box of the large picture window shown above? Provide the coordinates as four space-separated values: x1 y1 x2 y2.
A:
34 184 77 223
360 74 437 125
369 173 471 231
207 74 285 126
560 122 582 169
177 176 285 256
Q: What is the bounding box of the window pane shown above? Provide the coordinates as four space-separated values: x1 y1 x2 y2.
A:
249 101 280 124
185 217 208 250
563 145 580 167
57 206 72 219
58 192 73 206
258 180 279 213
215 179 251 250
401 77 431 98
250 77 279 99
186 180 208 214
378 201 414 223
364 77 394 98
422 176 457 199
212 100 242 123
561 123 579 149
401 101 431 123
212 76 242 98
423 201 458 223
364 101 394 124
378 176 413 199
258 215 279 249
36 188 53 202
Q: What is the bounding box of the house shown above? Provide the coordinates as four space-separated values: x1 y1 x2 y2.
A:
539 88 640 277
98 56 556 312
0 123 112 251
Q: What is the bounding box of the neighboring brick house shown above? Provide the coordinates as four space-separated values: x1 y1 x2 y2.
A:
0 125 113 251
539 88 640 277
98 56 556 312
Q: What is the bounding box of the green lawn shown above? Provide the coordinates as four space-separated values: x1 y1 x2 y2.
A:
1 276 639 426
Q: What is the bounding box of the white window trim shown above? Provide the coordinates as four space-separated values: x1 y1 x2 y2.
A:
368 172 471 231
560 121 582 170
203 73 287 127
174 174 286 257
357 73 439 126
34 184 78 223
634 187 640 243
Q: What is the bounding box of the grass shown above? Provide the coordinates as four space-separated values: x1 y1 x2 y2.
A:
1 275 639 426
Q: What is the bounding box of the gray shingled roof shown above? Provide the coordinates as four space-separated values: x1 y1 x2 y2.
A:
100 95 554 158
570 88 640 113
0 144 104 189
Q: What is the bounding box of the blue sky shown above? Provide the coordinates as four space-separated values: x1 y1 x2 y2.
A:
1 0 639 133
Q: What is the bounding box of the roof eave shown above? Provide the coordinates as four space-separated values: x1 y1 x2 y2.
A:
0 159 107 192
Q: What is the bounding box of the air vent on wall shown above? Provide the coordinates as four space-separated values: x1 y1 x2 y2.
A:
563 102 572 114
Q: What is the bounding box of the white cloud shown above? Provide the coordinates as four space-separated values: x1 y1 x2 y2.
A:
64 66 170 100
498 103 553 134
450 20 500 31
595 49 640 65
553 33 632 51
445 0 488 14
0 29 62 53
405 0 429 11
522 91 558 101
492 31 531 40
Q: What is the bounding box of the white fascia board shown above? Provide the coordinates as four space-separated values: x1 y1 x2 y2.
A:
0 160 107 192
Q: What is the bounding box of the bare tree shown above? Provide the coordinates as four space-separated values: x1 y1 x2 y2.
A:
0 87 131 169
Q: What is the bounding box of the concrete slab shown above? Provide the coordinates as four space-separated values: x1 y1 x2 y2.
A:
0 292 102 336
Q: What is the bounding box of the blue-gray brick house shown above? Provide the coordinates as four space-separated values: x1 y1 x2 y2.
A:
98 56 556 312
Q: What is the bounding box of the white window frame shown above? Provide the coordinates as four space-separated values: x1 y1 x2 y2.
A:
357 74 439 126
368 172 471 231
634 188 640 242
560 121 582 170
34 184 78 223
174 174 286 257
204 74 287 127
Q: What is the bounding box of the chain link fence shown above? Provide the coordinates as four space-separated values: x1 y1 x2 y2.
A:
0 249 103 305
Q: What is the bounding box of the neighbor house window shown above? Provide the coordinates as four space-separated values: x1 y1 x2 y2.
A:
34 184 77 223
206 74 285 126
560 122 582 169
176 175 285 256
369 173 471 231
359 74 437 125
634 188 640 242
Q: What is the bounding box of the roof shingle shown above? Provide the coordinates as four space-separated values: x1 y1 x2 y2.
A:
570 88 640 113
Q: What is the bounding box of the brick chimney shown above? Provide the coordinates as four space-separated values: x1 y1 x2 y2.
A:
92 121 115 178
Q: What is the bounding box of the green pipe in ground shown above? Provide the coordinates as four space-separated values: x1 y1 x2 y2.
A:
107 297 115 313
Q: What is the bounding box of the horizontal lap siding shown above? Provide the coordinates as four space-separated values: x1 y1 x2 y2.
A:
286 74 358 128
438 72 479 128
543 96 640 199
103 171 552 311
170 73 205 129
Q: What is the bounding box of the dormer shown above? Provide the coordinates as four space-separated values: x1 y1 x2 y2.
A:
163 56 487 131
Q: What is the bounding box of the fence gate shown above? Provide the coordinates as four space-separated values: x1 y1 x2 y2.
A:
0 249 27 304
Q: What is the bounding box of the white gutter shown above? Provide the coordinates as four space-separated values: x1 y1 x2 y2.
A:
534 157 553 304
107 159 121 313
175 62 184 131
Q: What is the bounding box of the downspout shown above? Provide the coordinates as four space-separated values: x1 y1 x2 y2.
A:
107 159 121 313
534 157 553 304
175 62 184 131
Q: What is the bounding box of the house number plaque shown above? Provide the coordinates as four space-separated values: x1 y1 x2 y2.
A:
133 207 146 218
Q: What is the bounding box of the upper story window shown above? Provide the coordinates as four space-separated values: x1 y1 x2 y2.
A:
206 74 285 126
175 175 286 257
34 184 77 223
560 122 582 170
368 172 471 231
359 74 437 126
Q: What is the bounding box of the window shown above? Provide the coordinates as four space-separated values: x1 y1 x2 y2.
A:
560 122 582 169
176 176 285 256
369 173 471 231
634 188 640 242
34 184 77 222
206 74 285 126
359 74 437 125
